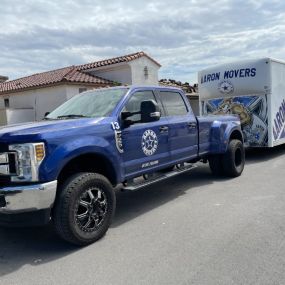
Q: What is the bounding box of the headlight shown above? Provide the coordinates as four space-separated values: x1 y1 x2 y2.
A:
9 142 46 182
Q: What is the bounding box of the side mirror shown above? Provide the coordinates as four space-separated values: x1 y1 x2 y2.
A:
44 112 50 117
140 100 161 123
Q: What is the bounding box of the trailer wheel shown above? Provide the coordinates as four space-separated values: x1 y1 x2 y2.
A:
222 139 245 177
208 154 224 175
53 172 116 246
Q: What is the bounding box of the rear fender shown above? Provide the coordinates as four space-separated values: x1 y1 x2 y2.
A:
210 121 243 153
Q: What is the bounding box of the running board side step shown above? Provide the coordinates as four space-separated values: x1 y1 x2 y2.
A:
122 164 197 191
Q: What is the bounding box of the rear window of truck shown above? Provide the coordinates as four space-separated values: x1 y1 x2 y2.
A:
159 91 188 116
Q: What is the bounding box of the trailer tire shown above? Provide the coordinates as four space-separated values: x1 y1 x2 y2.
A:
53 172 116 246
222 139 245 177
209 154 224 176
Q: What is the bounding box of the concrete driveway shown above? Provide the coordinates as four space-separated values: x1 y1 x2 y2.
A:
1 146 285 285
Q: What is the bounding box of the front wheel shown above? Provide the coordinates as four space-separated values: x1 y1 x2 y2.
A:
53 172 116 246
222 139 245 177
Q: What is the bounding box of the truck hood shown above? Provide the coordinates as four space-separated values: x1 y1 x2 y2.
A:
0 118 105 141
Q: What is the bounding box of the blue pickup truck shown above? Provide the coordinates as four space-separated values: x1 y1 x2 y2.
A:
0 86 244 245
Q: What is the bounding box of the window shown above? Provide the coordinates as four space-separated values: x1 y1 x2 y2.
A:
123 91 157 122
4 98 9 108
160 91 188 116
47 88 128 119
79 87 88 93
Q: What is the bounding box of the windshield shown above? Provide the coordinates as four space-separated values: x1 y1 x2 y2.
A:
46 88 128 119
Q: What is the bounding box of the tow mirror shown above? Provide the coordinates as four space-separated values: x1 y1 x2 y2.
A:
121 100 161 127
140 100 161 123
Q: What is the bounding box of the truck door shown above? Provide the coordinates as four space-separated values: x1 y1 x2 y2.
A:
158 90 198 162
120 90 170 178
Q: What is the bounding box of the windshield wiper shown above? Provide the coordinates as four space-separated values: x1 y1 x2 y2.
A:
57 114 90 119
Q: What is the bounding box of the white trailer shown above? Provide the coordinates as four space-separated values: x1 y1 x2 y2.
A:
198 58 285 147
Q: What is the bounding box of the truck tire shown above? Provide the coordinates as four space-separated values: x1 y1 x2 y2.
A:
222 139 245 177
208 154 224 176
53 172 116 246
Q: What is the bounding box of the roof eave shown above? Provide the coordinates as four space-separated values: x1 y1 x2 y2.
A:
0 81 115 96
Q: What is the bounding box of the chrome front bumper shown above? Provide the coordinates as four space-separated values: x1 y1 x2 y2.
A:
0 180 57 214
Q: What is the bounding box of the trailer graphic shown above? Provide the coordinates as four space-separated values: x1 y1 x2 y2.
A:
199 57 285 147
273 99 285 140
202 95 268 147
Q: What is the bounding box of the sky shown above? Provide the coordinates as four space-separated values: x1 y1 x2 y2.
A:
1 0 285 84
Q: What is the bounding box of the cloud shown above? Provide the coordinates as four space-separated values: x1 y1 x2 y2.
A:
0 0 285 83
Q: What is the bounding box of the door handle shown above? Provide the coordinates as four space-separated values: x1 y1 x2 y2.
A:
159 126 169 133
187 122 197 129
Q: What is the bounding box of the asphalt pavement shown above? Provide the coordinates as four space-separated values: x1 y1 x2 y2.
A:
1 146 285 285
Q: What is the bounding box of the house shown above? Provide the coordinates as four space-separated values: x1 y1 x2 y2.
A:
0 51 161 124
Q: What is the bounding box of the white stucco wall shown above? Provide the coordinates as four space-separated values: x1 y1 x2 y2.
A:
0 84 95 124
0 99 4 109
0 110 7 125
91 64 132 85
129 57 159 85
34 86 69 120
0 85 68 121
65 85 94 100
89 56 160 86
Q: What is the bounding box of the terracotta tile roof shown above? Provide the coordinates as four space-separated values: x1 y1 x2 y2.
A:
0 66 113 94
0 51 160 94
63 68 113 84
77 51 161 71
